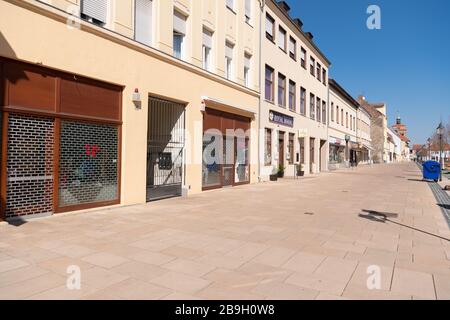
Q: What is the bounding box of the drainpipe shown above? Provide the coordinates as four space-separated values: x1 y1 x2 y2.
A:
257 0 265 182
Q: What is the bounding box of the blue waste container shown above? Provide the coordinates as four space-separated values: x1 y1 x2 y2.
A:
423 161 441 181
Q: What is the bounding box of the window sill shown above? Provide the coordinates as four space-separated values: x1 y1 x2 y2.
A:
266 36 276 44
265 99 275 105
226 7 237 15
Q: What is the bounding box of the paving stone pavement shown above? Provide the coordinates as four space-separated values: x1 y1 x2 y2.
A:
0 162 449 300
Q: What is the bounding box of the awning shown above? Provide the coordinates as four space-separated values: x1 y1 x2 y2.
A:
201 96 256 119
362 143 374 151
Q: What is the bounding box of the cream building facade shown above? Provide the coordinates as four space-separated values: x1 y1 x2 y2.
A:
328 79 359 170
0 0 262 220
358 96 389 164
259 0 330 180
356 106 372 164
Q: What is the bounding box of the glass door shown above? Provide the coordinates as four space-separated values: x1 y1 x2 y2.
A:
222 135 234 187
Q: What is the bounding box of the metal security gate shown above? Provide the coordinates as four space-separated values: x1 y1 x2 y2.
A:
146 97 185 201
5 114 55 218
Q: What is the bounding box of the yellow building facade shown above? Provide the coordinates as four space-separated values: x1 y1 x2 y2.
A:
0 0 262 220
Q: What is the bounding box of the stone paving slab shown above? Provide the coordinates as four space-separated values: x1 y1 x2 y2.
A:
0 162 449 300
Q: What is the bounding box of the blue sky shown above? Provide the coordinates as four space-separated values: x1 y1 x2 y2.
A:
287 0 450 144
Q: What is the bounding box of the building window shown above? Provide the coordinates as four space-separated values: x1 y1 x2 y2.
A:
336 106 340 124
278 73 286 107
341 109 344 126
322 101 327 124
350 115 353 130
244 53 251 88
225 41 234 80
202 28 213 71
310 57 315 76
346 112 349 128
266 14 275 42
330 102 334 121
173 10 187 60
300 87 306 115
288 133 295 165
245 0 251 24
278 27 287 51
299 137 305 164
310 93 315 120
316 97 321 123
226 0 234 11
265 128 272 165
322 69 327 85
81 0 108 26
300 47 307 69
135 0 153 46
289 37 296 60
317 63 321 82
265 65 274 102
288 80 296 112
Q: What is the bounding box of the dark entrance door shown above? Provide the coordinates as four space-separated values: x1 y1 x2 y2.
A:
278 131 285 167
310 138 315 174
146 97 185 201
202 108 250 190
222 136 234 187
319 140 326 172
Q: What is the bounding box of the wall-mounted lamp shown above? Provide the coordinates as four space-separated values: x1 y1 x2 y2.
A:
132 88 142 109
200 100 206 113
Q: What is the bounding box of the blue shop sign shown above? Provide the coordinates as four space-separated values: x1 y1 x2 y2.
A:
269 110 294 128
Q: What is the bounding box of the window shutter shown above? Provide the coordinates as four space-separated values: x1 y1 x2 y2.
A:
266 17 273 36
225 42 234 59
81 0 108 23
203 29 213 48
244 54 251 68
245 0 251 18
278 29 286 49
289 38 295 54
173 10 186 35
135 0 152 45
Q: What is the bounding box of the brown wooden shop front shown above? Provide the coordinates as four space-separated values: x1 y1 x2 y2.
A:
202 107 250 190
0 58 122 220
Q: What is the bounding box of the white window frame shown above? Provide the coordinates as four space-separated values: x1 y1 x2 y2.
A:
173 10 187 60
265 14 275 41
225 41 234 80
202 28 213 71
289 36 296 60
81 0 109 26
244 53 251 88
245 0 252 24
226 0 234 11
134 0 153 46
278 27 287 51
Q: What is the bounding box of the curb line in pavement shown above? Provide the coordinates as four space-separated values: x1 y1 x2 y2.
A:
416 162 450 228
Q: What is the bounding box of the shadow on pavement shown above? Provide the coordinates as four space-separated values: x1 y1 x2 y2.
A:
6 218 28 227
359 209 450 243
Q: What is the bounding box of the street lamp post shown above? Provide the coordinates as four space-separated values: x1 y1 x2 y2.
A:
437 123 444 182
427 138 431 161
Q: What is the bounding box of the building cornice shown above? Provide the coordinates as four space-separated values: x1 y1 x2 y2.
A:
329 79 360 109
267 0 331 67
